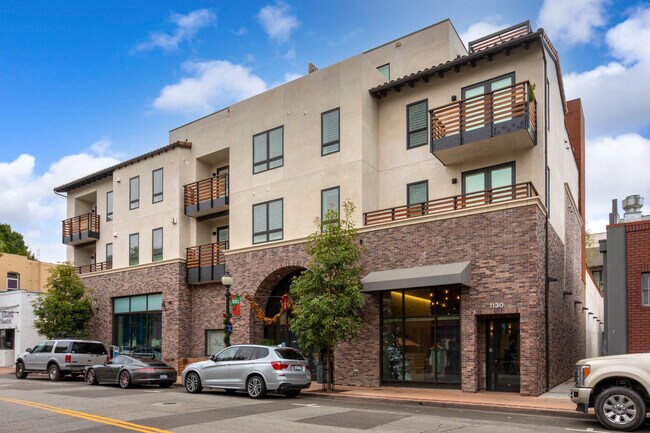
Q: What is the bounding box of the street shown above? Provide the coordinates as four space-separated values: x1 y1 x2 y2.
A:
0 374 647 433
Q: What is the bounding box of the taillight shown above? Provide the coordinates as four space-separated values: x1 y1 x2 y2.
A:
106 356 110 362
271 361 289 370
136 368 155 372
65 354 71 363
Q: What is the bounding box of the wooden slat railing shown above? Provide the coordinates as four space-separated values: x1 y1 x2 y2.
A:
186 241 228 269
363 182 538 226
184 174 229 208
468 21 531 53
430 81 536 142
77 261 112 275
62 212 100 239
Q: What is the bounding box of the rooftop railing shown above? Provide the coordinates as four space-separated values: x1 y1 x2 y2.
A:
468 21 531 53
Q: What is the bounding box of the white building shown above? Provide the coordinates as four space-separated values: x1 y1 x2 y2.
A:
0 290 44 367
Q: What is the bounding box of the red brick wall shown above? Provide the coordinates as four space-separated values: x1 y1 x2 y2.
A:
626 221 650 353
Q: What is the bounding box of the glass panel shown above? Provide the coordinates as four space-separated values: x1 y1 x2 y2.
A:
147 293 162 311
268 231 283 241
253 234 267 244
464 172 485 194
106 191 113 221
377 64 390 81
235 346 256 360
153 169 163 203
269 127 283 159
114 297 130 313
321 188 339 221
253 163 267 173
253 203 267 234
403 289 434 383
322 143 339 155
382 291 404 381
217 227 229 244
130 177 139 209
130 295 147 312
409 130 428 148
434 287 460 384
130 314 147 353
269 158 283 169
490 166 514 203
253 134 267 163
147 313 162 358
408 182 428 205
106 243 113 262
408 102 427 148
129 234 139 266
0 329 14 350
116 315 131 351
322 109 339 145
463 85 486 132
152 228 163 261
7 273 19 290
492 76 515 124
490 77 513 91
216 346 238 361
268 200 283 230
206 330 225 355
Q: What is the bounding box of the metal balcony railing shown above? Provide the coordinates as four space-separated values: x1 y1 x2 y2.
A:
62 212 100 244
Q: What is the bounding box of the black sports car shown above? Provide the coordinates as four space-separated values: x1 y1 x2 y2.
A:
85 354 177 388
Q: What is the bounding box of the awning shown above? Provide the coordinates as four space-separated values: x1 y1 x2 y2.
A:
360 261 471 293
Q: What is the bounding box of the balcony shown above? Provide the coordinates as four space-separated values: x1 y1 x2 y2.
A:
186 242 228 285
184 174 229 218
76 261 112 275
62 212 100 246
468 21 531 53
430 81 537 165
363 182 538 226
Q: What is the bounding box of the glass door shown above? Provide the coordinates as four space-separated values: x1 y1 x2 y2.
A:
486 318 520 392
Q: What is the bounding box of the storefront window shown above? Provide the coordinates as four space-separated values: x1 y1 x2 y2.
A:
0 329 14 350
113 293 163 358
381 286 460 387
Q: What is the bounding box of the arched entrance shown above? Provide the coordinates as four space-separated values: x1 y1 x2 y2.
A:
263 269 302 347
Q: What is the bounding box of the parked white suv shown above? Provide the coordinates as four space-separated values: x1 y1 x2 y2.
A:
15 339 109 381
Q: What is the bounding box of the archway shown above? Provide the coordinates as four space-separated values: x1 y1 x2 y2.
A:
263 269 302 347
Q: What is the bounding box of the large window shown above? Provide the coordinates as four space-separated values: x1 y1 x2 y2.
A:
152 228 163 262
253 199 283 244
6 272 19 290
253 126 283 174
0 329 14 350
381 287 460 386
321 187 340 226
206 329 225 356
106 191 113 221
129 233 139 266
129 176 140 210
113 293 162 358
462 162 515 203
643 273 650 306
407 181 428 206
407 100 428 149
152 168 163 203
106 243 113 263
377 63 390 81
321 108 340 156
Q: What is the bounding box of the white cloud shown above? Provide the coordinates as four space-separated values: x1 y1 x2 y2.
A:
537 0 606 45
564 7 650 136
0 143 120 263
459 18 509 48
283 48 296 60
586 133 650 233
232 27 247 36
134 9 216 52
153 60 268 115
256 1 299 43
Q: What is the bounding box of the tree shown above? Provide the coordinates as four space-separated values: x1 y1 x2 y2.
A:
32 263 93 339
289 200 364 391
0 224 35 260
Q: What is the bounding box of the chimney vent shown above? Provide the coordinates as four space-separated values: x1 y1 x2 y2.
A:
622 195 644 222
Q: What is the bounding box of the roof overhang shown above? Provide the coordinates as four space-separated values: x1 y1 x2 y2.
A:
361 261 471 293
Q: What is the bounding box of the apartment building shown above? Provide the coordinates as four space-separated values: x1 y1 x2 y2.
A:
54 20 586 396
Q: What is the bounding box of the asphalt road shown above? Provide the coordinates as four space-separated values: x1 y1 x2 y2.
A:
1 373 649 433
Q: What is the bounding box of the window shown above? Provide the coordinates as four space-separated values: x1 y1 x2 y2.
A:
152 168 163 203
6 272 19 290
462 163 515 203
129 233 139 266
377 63 390 81
217 226 229 249
321 108 340 155
643 273 650 306
152 228 163 262
407 181 428 206
215 346 239 362
129 176 140 210
41 341 54 354
106 243 113 263
235 346 256 360
253 126 283 174
70 341 107 355
407 100 428 149
54 342 70 353
206 330 225 356
592 270 603 288
113 294 162 358
253 199 283 244
321 187 340 226
462 73 515 131
106 191 113 221
0 329 14 350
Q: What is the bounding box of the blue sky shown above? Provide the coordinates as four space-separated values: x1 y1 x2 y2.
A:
0 0 649 262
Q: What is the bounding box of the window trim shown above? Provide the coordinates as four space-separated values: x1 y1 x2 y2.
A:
406 99 429 149
321 186 340 226
377 63 390 81
252 198 284 244
252 126 284 174
129 176 140 210
407 180 429 206
461 161 516 194
152 168 163 204
106 191 113 222
152 227 163 262
129 233 139 266
6 272 19 290
321 107 340 156
642 273 650 307
106 243 113 263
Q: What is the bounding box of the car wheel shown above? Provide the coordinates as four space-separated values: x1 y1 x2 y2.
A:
595 386 646 432
282 390 301 398
86 369 98 385
48 364 62 381
184 372 203 394
246 375 267 399
118 370 132 389
159 382 172 388
224 389 237 395
15 362 27 379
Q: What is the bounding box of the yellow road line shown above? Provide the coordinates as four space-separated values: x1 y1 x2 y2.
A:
0 396 173 433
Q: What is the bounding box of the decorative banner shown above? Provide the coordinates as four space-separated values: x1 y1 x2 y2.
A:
245 293 293 325
232 295 241 317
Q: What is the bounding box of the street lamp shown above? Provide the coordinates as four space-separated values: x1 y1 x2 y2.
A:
221 271 234 347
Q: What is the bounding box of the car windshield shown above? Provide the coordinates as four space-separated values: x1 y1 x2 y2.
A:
274 348 306 360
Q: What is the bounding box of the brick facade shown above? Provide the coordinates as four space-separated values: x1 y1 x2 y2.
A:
625 221 650 352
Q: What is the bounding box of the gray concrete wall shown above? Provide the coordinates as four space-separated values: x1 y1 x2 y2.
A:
605 225 626 355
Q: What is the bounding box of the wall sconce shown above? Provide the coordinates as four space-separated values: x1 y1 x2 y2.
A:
563 290 573 297
574 300 582 305
582 307 589 311
161 300 172 312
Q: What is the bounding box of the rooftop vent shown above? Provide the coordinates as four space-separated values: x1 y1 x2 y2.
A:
622 195 644 222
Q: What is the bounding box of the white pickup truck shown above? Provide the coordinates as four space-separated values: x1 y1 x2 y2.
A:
571 353 650 431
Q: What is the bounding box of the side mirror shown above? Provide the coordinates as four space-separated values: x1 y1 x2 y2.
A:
209 355 217 362
25 348 32 353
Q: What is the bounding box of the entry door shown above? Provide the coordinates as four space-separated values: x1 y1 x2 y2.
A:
486 319 520 392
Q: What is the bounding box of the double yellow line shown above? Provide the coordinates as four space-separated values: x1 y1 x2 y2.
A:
0 396 173 433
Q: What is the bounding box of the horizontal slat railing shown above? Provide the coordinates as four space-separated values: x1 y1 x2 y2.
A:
62 212 100 239
468 21 531 53
430 81 536 142
186 241 228 269
184 174 229 208
76 261 112 275
363 182 538 226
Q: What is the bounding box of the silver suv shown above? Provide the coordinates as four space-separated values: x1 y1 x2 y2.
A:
182 345 311 399
15 339 108 381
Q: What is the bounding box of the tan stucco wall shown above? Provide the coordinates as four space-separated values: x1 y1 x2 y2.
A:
0 253 55 293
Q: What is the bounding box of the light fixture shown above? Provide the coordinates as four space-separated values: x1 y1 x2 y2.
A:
563 290 573 297
582 307 589 311
547 276 559 283
574 300 582 305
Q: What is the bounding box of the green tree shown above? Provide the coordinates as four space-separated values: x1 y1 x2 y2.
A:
32 263 93 339
0 224 35 259
289 200 364 391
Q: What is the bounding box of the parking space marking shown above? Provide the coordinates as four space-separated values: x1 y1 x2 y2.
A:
293 403 321 408
0 396 173 433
